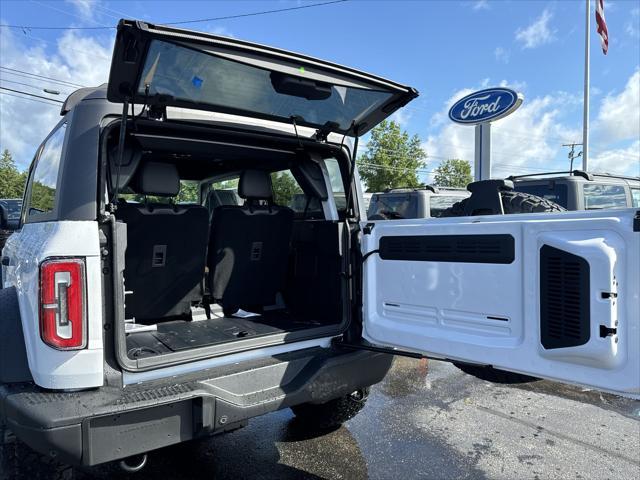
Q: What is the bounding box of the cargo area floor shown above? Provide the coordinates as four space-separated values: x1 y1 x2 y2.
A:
125 310 323 359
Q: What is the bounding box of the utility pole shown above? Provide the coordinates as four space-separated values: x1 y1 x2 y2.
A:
562 142 583 172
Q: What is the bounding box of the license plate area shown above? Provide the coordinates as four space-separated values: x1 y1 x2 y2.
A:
84 400 194 465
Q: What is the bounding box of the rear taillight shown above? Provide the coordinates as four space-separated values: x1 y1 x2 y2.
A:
39 258 87 350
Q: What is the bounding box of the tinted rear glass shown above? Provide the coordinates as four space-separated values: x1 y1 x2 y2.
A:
430 195 465 218
368 194 418 219
139 40 394 132
514 183 568 208
583 184 627 209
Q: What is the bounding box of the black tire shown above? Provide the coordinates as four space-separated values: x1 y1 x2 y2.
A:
291 388 369 430
0 426 74 480
441 189 565 217
442 189 564 384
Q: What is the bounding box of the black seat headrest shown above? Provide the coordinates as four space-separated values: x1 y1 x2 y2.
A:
238 170 273 200
134 162 180 197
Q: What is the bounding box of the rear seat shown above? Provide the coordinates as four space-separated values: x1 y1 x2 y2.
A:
207 170 293 314
116 162 209 322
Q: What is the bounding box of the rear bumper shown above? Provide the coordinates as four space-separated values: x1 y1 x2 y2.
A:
0 348 392 466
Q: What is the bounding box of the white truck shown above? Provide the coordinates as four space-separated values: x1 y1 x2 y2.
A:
1 19 638 476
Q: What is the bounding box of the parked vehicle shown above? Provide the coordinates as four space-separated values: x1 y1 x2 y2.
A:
509 170 640 210
0 199 21 252
1 20 638 476
367 186 470 220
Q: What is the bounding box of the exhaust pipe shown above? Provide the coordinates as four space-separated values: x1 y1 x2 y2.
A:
119 453 147 473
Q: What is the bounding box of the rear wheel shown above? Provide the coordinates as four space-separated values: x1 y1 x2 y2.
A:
442 189 565 384
291 388 369 431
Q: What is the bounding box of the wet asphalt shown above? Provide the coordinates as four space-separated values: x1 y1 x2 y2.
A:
65 357 640 480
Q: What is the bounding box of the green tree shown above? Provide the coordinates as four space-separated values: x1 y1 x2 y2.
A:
271 171 302 206
175 181 199 203
0 149 26 199
357 120 426 192
433 159 473 188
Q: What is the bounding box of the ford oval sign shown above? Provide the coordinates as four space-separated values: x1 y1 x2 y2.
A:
448 87 523 125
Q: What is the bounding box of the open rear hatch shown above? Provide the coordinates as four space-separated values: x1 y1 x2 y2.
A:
107 20 418 136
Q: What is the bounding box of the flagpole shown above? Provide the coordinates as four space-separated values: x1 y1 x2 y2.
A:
582 0 590 171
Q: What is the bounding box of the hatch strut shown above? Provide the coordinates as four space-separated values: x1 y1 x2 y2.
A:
344 123 360 219
109 98 130 212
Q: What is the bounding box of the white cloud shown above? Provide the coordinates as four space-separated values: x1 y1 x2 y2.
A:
494 47 510 64
515 9 556 49
206 25 235 38
590 140 640 176
472 0 490 11
0 27 113 169
64 0 97 20
423 83 582 178
625 8 640 38
391 109 412 128
593 69 640 144
423 71 640 178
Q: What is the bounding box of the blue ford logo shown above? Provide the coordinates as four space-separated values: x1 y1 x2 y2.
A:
448 87 523 125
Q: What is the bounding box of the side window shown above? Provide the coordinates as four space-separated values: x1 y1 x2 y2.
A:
583 184 627 210
203 176 241 217
631 188 640 208
324 158 346 213
25 123 66 220
270 170 303 207
175 181 200 204
513 183 568 208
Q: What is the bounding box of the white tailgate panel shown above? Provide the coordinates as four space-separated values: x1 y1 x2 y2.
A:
3 221 103 389
362 210 640 397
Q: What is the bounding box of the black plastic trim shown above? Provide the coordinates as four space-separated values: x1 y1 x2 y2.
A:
540 245 590 349
0 287 33 383
378 234 515 264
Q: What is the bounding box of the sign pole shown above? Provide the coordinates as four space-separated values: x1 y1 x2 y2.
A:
582 0 590 171
474 123 491 181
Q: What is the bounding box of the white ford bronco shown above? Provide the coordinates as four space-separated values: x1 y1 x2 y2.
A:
1 19 638 475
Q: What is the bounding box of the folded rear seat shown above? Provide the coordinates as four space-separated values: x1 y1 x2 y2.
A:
116 162 209 322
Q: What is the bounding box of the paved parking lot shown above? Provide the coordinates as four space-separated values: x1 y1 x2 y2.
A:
9 357 640 479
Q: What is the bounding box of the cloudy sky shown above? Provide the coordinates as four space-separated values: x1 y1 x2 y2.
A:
0 0 638 180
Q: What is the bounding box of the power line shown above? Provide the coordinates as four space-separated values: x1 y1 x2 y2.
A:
28 0 111 28
0 86 64 103
0 0 349 30
0 67 86 88
0 91 61 106
11 29 112 60
0 77 73 95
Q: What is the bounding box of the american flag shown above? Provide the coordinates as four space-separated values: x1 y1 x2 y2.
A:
595 0 609 55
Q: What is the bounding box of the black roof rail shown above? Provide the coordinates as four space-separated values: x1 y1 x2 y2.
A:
507 170 593 181
383 185 439 193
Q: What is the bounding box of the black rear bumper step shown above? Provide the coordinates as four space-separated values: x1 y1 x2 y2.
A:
1 348 392 467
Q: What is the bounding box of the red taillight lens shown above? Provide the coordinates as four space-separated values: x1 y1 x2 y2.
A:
40 258 87 350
